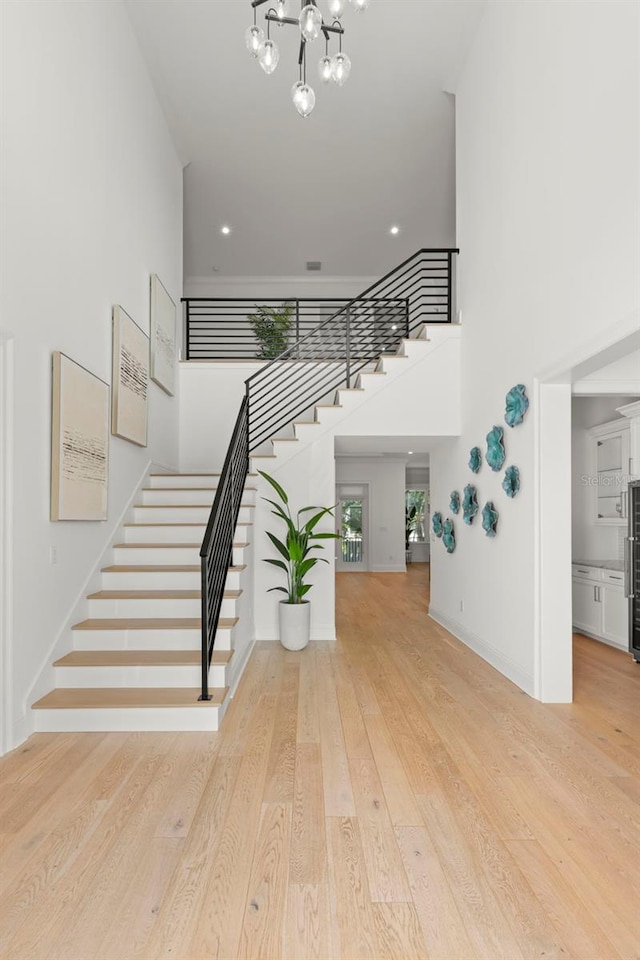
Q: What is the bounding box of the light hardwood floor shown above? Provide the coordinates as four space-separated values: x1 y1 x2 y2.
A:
1 565 638 960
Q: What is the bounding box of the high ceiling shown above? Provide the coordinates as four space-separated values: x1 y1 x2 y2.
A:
125 0 484 279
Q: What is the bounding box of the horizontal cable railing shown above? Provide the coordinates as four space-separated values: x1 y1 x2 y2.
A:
195 247 457 701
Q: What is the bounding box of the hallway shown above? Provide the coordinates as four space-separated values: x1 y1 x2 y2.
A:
0 566 638 959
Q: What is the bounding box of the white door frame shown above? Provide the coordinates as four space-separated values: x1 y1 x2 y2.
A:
534 315 639 702
0 333 14 754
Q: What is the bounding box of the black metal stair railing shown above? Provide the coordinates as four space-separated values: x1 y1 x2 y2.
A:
194 247 458 700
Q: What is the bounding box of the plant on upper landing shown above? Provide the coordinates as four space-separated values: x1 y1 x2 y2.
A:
248 302 293 359
259 471 341 604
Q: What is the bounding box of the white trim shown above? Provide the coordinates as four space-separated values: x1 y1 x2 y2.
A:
185 275 377 290
617 400 640 419
428 607 536 698
572 380 640 396
0 334 14 754
22 459 160 716
371 565 407 573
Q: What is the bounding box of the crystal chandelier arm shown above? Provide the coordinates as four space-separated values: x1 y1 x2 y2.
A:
263 12 344 33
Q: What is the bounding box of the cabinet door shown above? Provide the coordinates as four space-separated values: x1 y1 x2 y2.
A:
572 579 601 635
600 584 628 648
594 428 630 524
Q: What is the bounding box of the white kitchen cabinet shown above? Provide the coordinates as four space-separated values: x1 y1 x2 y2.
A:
617 400 640 479
571 564 628 650
572 578 601 635
588 420 630 525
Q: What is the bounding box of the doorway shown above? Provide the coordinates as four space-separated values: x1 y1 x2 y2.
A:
336 483 369 572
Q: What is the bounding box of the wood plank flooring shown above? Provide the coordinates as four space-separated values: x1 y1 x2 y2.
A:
1 565 638 960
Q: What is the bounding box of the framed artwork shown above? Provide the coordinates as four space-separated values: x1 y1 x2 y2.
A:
51 352 109 521
150 274 176 396
112 305 149 447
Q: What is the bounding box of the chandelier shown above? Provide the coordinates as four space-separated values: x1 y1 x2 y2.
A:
245 0 371 118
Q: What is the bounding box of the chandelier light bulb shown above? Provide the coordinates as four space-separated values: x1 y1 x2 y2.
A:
258 38 280 74
318 54 333 84
327 0 347 16
331 51 351 85
349 0 370 11
299 4 323 42
245 24 265 57
275 0 289 18
292 80 316 117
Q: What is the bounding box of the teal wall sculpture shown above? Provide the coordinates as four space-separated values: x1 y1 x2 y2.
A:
502 465 520 498
486 425 506 472
468 446 482 473
482 501 499 538
505 384 529 428
432 512 444 538
443 518 456 554
449 491 460 514
462 484 479 525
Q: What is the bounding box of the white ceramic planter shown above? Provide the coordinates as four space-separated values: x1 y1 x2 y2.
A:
278 600 311 651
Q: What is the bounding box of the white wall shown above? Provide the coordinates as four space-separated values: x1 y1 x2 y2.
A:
184 277 377 300
336 458 407 572
430 0 639 698
571 397 635 562
1 0 183 748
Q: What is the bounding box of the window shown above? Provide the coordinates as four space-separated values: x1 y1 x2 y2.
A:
406 489 428 543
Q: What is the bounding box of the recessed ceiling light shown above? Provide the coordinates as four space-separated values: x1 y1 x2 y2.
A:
408 450 413 455
390 225 400 235
221 225 231 235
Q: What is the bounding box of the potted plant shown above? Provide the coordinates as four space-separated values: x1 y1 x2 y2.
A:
259 470 340 650
248 302 293 359
405 504 417 564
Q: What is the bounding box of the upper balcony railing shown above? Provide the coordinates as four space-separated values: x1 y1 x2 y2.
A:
183 249 457 361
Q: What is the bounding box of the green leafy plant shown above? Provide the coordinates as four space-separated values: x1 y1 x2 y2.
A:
248 302 293 359
259 470 341 604
405 505 418 550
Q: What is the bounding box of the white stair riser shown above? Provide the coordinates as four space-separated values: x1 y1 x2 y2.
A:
149 475 220 489
72 627 233 651
102 570 201 590
133 505 254 524
112 545 248 566
124 524 251 544
101 569 242 591
87 596 238 618
54 663 227 689
33 704 224 733
141 488 256 506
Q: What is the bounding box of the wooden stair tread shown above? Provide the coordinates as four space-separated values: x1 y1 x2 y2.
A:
102 564 246 573
315 404 342 408
53 649 232 667
87 589 242 600
141 486 257 492
113 542 250 549
123 521 253 527
149 473 258 478
32 687 228 709
134 502 255 509
72 617 238 630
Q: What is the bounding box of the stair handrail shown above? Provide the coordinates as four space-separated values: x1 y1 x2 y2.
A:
197 246 458 700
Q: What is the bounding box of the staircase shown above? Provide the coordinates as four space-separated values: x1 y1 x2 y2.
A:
31 472 255 731
31 247 458 732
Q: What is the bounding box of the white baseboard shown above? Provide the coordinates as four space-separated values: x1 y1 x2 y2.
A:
229 637 256 697
428 606 536 697
372 564 407 573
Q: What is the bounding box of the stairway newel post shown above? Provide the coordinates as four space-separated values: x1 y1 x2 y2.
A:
345 306 351 389
447 251 453 323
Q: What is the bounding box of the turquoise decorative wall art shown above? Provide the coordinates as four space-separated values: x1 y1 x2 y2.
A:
462 484 479 525
486 425 506 472
432 512 444 538
449 491 460 514
482 501 499 538
505 384 529 428
468 446 482 474
502 465 520 498
443 518 456 554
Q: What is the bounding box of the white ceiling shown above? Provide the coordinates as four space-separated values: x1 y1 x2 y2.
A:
125 0 484 279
